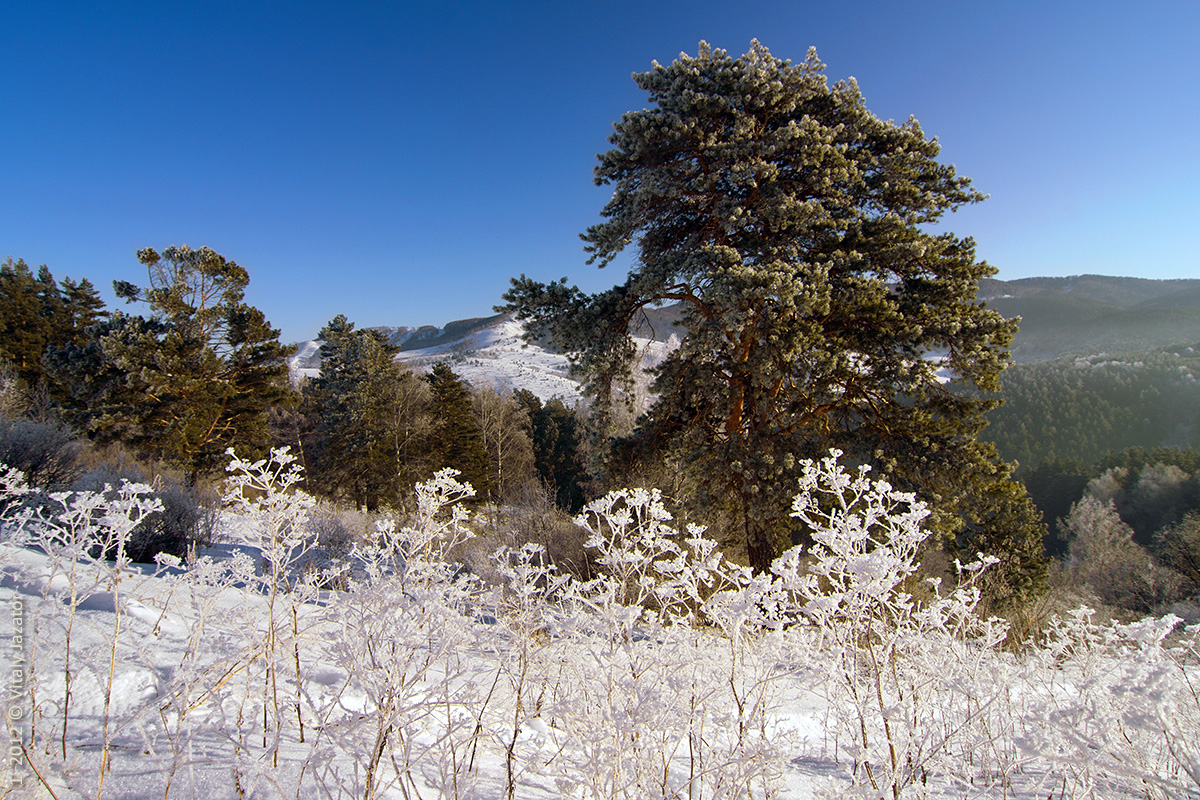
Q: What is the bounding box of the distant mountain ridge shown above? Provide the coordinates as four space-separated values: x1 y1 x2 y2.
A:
978 274 1200 361
289 275 1200 393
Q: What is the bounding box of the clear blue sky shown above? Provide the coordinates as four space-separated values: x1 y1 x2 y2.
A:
3 1 1197 343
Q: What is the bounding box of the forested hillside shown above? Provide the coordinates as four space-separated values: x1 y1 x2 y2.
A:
982 348 1200 468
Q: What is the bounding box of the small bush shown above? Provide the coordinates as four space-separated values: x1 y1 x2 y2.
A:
478 480 594 580
67 465 218 563
299 501 378 586
0 416 82 488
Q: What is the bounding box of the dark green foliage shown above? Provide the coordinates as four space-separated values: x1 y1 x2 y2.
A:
0 259 53 386
502 42 1044 606
43 313 164 448
0 257 108 397
425 362 492 498
983 352 1200 469
59 277 107 346
948 446 1051 608
1095 446 1200 476
301 315 434 509
1021 458 1091 557
45 246 294 478
514 390 588 512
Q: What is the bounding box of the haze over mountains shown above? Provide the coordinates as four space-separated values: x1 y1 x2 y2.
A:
290 275 1200 397
978 275 1200 361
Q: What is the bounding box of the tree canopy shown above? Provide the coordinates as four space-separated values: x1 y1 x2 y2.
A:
502 41 1045 603
47 246 293 477
1 257 106 401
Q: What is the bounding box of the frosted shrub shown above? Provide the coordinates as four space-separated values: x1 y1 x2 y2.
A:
0 463 31 537
559 487 786 799
220 447 326 788
1 469 165 798
574 487 749 629
6 446 1200 798
1018 609 1200 798
306 467 488 800
774 449 1008 798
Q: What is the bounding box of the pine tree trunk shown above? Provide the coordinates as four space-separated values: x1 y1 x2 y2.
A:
743 499 778 574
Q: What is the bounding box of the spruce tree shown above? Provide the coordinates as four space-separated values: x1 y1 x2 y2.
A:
59 277 107 347
514 390 588 511
301 315 431 509
425 362 492 498
503 42 1046 606
1 258 109 407
0 258 54 388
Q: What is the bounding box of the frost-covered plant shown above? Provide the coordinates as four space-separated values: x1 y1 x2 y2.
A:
574 487 750 629
0 463 31 542
307 467 487 800
9 443 1200 799
774 449 1006 799
558 487 787 799
487 542 575 798
2 468 164 798
222 446 322 778
1018 609 1200 799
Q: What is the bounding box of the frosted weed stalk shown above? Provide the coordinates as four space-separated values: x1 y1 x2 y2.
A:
772 450 1010 799
3 447 1199 799
307 467 490 800
0 467 164 799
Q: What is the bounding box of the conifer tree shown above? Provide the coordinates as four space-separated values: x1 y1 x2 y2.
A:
503 42 1046 605
425 362 492 498
48 246 293 477
514 389 588 511
1 258 109 408
0 258 50 387
59 277 107 346
301 315 432 509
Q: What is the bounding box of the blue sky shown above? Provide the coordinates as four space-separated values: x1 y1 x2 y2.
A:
2 1 1197 343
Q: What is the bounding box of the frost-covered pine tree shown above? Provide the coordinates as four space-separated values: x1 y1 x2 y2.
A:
503 41 1045 603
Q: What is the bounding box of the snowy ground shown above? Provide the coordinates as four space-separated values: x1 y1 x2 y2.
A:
2 454 1198 799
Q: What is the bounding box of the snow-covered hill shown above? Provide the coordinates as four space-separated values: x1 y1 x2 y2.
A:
290 314 679 405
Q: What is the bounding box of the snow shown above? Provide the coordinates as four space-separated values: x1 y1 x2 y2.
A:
3 453 1198 799
291 315 678 405
395 317 585 403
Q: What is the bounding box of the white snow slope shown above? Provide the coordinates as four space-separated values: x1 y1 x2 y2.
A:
290 315 677 406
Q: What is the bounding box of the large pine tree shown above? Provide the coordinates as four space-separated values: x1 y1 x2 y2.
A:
503 42 1046 606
